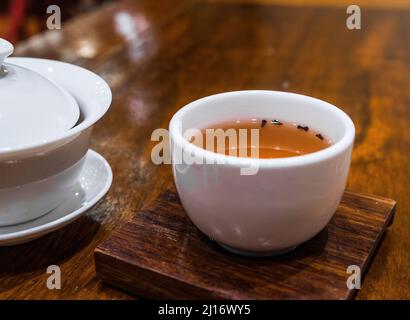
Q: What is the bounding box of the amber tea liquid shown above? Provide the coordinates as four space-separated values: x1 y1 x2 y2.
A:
197 118 331 158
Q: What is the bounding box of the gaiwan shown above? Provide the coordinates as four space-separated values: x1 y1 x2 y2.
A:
0 38 111 226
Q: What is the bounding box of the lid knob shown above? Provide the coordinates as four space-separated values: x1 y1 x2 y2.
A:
0 38 13 67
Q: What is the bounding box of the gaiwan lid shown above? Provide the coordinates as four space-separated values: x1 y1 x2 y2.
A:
0 38 79 150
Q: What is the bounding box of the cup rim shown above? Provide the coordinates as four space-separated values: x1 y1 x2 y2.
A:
169 90 355 168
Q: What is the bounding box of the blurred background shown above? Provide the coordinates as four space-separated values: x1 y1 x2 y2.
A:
2 0 410 44
0 0 112 43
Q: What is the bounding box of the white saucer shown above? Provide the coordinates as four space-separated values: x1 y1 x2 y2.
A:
0 150 113 246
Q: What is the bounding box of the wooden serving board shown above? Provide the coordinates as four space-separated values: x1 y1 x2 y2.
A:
94 189 396 300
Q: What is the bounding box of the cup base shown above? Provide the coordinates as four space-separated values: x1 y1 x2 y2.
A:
217 242 297 257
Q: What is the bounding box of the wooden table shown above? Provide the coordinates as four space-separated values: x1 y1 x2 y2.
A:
0 0 409 299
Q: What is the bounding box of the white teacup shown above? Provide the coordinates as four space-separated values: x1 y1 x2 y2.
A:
170 90 355 257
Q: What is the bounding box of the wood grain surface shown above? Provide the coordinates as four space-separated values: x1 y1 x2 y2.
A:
95 188 396 300
0 0 409 299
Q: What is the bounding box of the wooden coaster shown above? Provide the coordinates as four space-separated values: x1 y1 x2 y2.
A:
95 189 396 299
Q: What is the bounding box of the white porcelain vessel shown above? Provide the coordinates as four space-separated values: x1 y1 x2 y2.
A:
0 54 111 226
170 91 355 256
0 149 113 246
0 39 79 149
